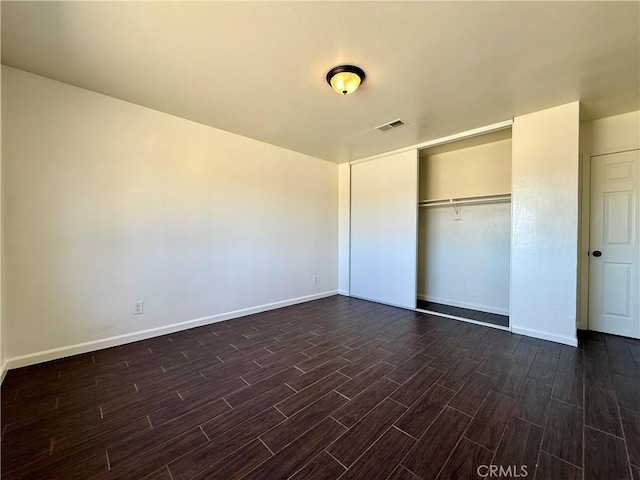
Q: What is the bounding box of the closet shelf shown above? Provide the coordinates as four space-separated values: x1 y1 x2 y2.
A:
418 192 511 208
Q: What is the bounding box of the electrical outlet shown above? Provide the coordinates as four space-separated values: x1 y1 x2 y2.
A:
133 301 144 315
313 276 318 285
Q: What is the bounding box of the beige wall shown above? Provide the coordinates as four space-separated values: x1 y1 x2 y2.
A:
338 163 350 295
0 7 4 381
2 67 338 367
419 137 512 200
591 111 640 155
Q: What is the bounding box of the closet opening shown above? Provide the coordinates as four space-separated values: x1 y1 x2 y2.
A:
416 129 512 330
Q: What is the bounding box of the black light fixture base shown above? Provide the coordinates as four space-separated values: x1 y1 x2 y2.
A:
326 65 366 86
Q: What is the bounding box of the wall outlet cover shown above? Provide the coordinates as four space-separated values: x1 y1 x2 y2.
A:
133 301 144 315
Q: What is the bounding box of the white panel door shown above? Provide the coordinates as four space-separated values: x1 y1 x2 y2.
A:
350 150 418 309
589 150 640 338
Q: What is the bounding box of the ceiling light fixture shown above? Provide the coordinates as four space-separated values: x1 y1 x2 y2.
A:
326 65 366 95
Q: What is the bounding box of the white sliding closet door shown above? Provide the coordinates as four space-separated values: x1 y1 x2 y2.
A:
350 150 418 309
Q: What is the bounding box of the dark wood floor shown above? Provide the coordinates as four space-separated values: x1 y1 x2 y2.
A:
2 296 639 480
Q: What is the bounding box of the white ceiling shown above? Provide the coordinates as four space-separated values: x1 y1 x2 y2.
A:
2 1 639 163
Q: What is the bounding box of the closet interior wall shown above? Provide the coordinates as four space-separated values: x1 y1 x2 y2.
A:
417 129 512 324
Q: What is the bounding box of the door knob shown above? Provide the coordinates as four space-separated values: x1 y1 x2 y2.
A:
592 250 602 257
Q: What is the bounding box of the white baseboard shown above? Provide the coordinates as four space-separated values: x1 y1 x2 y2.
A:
338 290 350 296
5 290 338 371
1 361 8 384
510 325 578 347
417 294 509 316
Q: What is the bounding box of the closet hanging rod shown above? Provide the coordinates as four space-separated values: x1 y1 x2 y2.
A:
418 192 511 208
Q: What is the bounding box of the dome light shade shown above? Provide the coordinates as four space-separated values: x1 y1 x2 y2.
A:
326 65 366 95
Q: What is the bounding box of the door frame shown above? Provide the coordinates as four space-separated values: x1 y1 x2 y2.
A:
582 147 640 333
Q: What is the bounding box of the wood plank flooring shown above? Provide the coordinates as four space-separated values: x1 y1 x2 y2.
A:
2 296 639 479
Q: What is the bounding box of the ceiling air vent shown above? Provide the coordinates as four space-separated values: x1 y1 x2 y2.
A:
375 118 407 132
